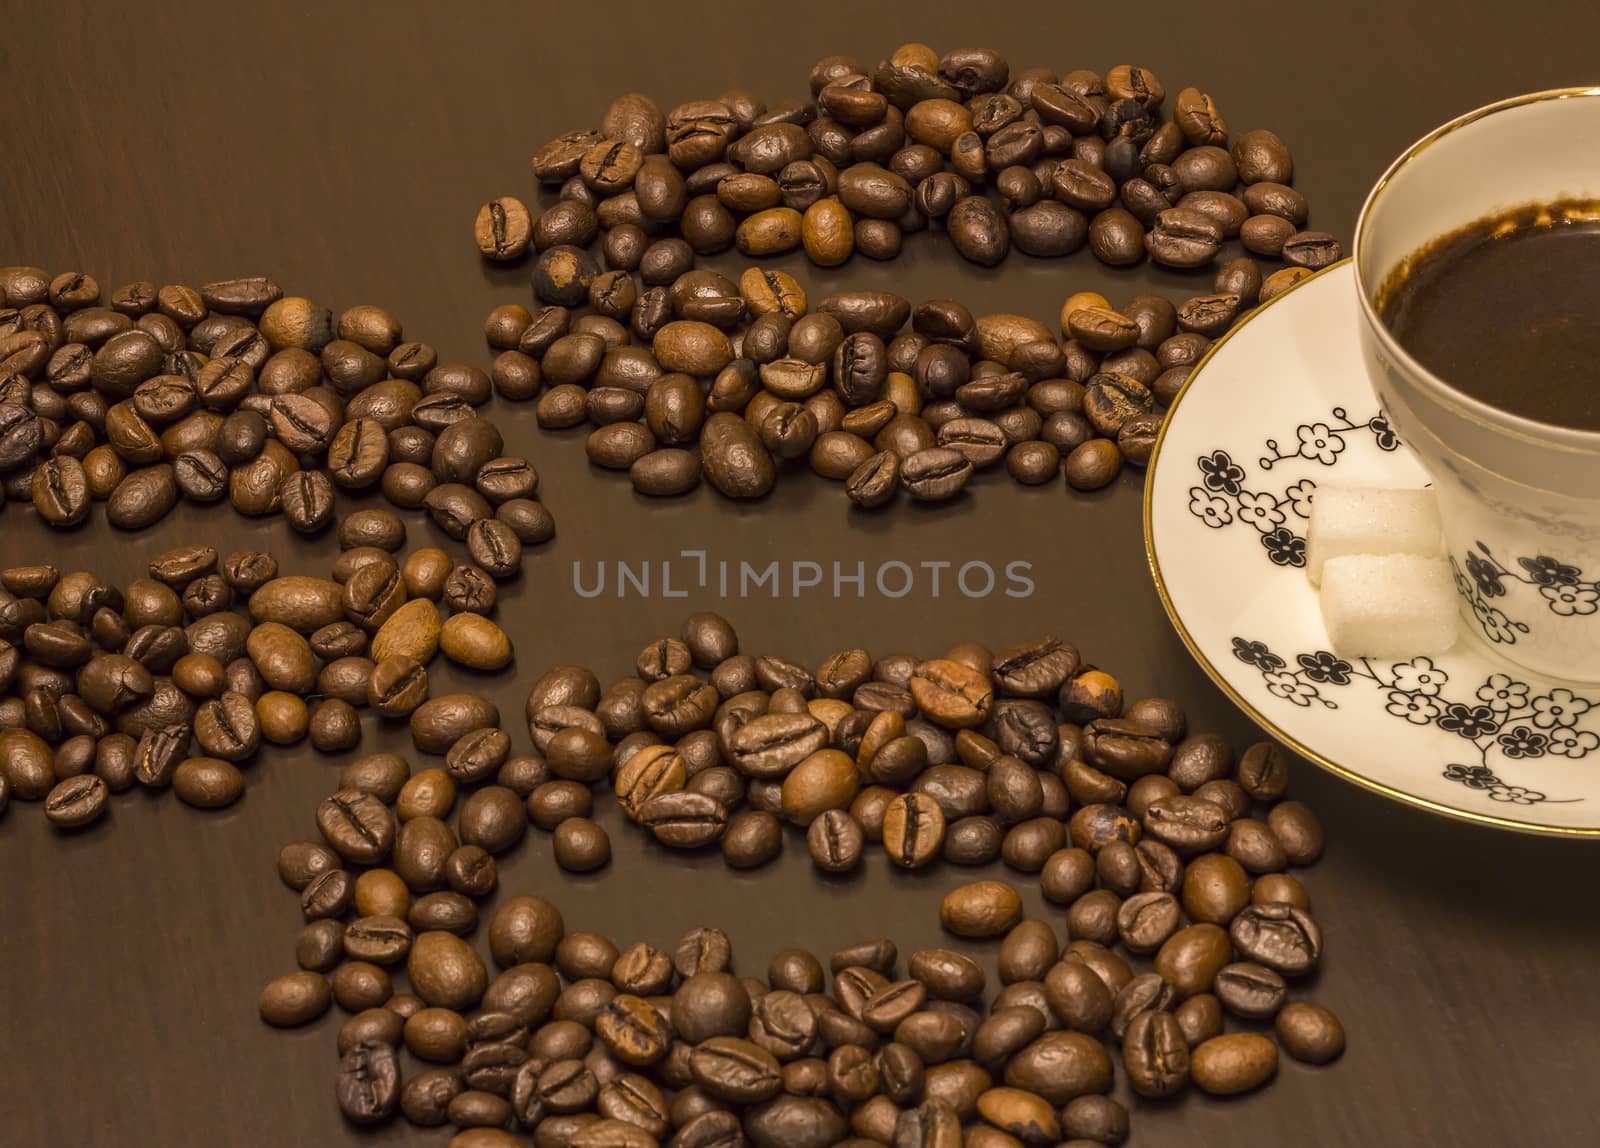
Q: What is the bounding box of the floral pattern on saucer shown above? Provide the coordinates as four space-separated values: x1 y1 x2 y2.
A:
1147 262 1600 832
1187 406 1400 569
1229 637 1594 805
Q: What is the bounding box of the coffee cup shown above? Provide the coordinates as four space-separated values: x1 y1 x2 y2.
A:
1354 87 1600 681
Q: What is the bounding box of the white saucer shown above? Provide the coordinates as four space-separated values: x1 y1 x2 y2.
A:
1145 260 1600 836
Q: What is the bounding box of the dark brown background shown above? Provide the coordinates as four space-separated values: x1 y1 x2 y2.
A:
3 2 1599 1144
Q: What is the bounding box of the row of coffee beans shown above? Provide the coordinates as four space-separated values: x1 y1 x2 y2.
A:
262 613 1341 1144
0 267 553 564
482 273 1298 504
0 538 515 829
515 614 1316 884
487 50 1335 272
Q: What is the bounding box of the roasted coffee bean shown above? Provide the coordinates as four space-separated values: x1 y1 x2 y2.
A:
1001 1029 1113 1107
43 773 107 827
1064 439 1120 491
1153 924 1232 999
1235 740 1289 800
890 1096 962 1147
718 808 778 869
1054 1095 1129 1145
638 791 728 848
1275 1001 1345 1064
133 724 188 788
1181 853 1250 925
259 971 332 1028
939 881 1022 938
1281 229 1341 269
806 808 864 872
299 866 356 920
1191 1032 1278 1095
1146 207 1221 268
1143 794 1228 852
31 457 91 526
1214 962 1287 1020
552 817 611 872
1268 800 1324 864
1116 892 1181 953
1194 778 1249 822
336 1041 401 1125
1226 818 1288 874
1229 903 1321 976
308 959 387 1016
173 756 245 808
1122 1010 1189 1097
897 447 971 501
881 792 944 868
318 788 397 864
688 1036 783 1105
1164 993 1222 1052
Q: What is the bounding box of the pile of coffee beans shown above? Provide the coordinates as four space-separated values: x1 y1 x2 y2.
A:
928 745 1342 1100
263 631 1343 1145
257 608 1344 1142
483 275 1281 505
491 50 1335 272
471 46 1346 507
0 537 516 830
515 614 1254 882
0 267 553 566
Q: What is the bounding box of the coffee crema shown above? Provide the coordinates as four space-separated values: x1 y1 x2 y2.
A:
1377 199 1600 432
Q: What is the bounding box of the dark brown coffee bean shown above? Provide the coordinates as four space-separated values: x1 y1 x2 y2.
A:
1172 292 1238 339
941 196 1007 266
1228 903 1321 976
1214 962 1287 1020
1177 852 1248 925
43 773 107 827
1063 439 1120 491
170 755 244 809
1275 1001 1345 1064
806 808 863 872
318 788 397 865
1267 800 1324 864
1226 818 1288 875
1115 891 1181 954
722 810 782 869
1087 208 1145 266
689 1036 783 1105
1152 923 1231 999
637 791 728 848
1144 795 1229 853
1122 1010 1189 1097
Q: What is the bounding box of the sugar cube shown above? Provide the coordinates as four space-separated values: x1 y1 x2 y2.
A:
1319 554 1459 658
1305 486 1442 586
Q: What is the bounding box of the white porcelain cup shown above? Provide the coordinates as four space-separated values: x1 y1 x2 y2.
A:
1354 87 1600 681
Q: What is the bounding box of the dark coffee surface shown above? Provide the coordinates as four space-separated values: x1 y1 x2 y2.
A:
1382 211 1600 430
7 3 1600 1147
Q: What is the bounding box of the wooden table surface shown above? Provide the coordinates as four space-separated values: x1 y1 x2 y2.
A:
4 3 1600 1145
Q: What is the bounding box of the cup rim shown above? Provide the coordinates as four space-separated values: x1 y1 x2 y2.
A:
1352 85 1600 453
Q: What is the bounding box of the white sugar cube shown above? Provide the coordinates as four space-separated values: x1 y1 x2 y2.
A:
1320 554 1459 658
1305 486 1442 586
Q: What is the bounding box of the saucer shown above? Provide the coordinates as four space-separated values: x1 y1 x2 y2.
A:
1144 259 1600 836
